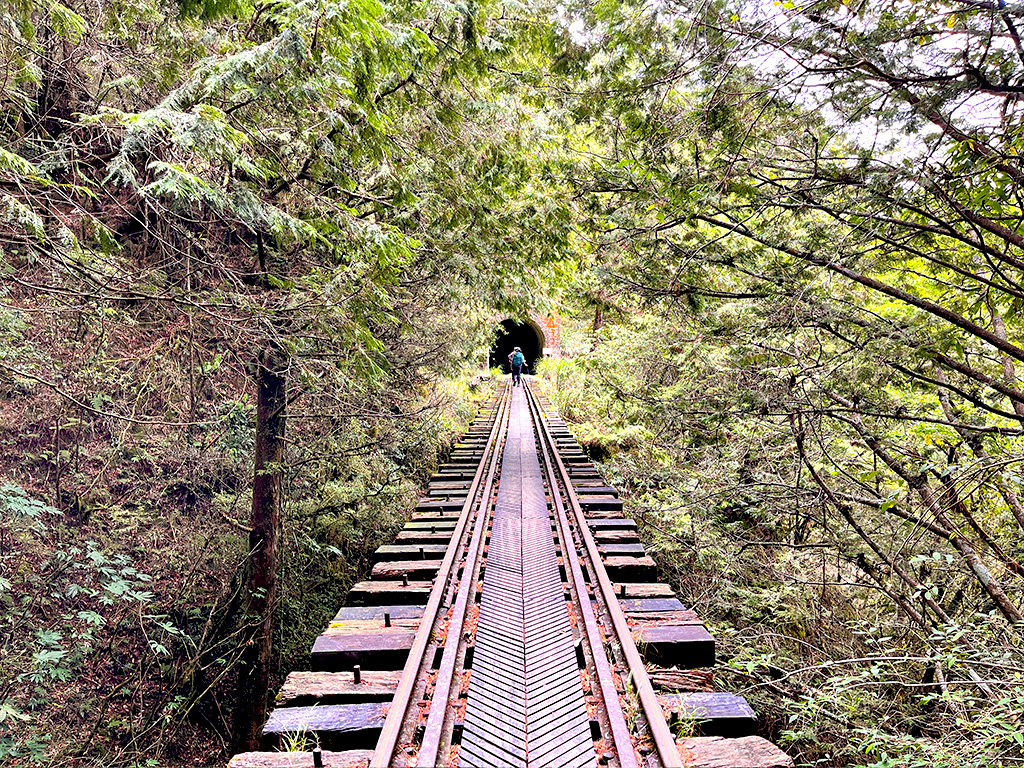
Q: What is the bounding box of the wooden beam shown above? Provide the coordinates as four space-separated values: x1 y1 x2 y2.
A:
260 702 386 750
677 736 793 767
278 671 400 706
661 692 757 737
228 750 372 768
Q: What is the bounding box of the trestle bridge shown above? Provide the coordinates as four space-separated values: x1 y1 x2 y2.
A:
230 381 793 768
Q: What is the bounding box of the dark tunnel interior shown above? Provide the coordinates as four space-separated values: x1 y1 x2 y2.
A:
489 320 544 374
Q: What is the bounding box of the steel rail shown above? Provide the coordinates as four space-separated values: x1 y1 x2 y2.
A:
524 383 639 768
371 383 512 768
415 383 510 766
524 380 681 768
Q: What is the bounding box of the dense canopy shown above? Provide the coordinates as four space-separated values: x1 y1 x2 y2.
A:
2 0 1023 765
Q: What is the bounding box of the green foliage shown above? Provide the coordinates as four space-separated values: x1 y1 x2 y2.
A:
0 483 60 534
0 485 169 762
7 0 1024 764
176 0 250 20
0 0 569 760
541 291 1024 765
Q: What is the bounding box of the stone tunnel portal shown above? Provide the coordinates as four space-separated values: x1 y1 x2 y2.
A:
489 319 544 374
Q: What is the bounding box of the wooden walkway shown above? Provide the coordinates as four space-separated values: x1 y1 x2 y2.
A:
460 386 594 768
230 381 793 768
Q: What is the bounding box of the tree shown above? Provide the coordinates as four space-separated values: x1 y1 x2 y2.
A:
534 1 1024 763
1 0 579 758
231 346 286 751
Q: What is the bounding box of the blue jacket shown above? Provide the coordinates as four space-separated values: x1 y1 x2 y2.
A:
509 351 525 367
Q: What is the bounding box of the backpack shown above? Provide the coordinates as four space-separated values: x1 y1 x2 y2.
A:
510 351 524 367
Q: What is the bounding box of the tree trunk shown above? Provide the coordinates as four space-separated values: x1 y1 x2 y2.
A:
231 346 287 753
590 291 606 352
990 310 1024 418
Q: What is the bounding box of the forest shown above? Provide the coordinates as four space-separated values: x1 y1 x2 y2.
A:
2 0 1023 765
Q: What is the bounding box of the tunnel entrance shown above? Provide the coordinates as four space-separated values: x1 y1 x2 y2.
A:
489 319 544 374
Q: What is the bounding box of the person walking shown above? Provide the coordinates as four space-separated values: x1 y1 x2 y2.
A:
508 347 526 386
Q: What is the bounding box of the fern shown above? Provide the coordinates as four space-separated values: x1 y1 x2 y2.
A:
0 483 61 533
0 147 43 179
141 160 228 211
47 0 87 43
0 193 45 241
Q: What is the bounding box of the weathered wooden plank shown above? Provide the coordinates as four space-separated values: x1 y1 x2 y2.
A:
618 597 687 614
429 472 475 483
229 750 372 768
635 624 715 668
661 692 757 737
428 480 472 489
403 520 457 530
602 555 657 580
587 518 636 531
626 609 702 624
347 580 432 605
311 627 415 671
410 512 459 522
414 498 464 513
427 487 469 497
580 496 623 512
557 451 588 461
598 543 647 556
278 671 400 706
560 455 592 465
394 530 454 544
373 543 448 560
369 559 441 580
260 702 386 750
332 605 423 622
321 617 419 634
575 486 619 497
676 737 792 768
615 582 674 598
584 508 625 519
594 529 640 543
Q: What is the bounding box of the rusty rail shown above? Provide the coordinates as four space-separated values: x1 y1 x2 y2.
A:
415 388 510 766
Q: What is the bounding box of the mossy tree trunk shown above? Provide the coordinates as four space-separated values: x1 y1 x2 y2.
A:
231 346 287 753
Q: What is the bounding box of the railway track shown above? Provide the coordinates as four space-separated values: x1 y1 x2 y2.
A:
230 381 793 768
